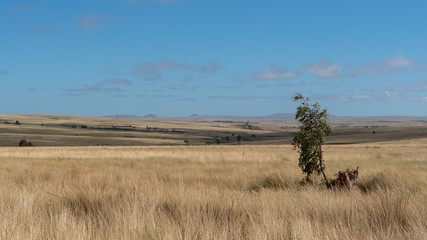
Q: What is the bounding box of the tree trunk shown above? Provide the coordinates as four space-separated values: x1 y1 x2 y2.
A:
319 147 330 188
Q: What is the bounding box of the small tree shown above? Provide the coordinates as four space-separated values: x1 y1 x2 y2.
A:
19 139 33 147
292 93 331 187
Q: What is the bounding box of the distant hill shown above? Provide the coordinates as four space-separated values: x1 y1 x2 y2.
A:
104 115 140 118
264 113 294 118
105 113 296 119
186 113 295 119
104 114 157 118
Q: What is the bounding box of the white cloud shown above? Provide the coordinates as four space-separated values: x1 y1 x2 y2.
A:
353 95 371 100
66 87 124 94
359 54 416 76
104 79 133 85
309 89 427 102
153 94 174 98
133 59 222 80
177 96 196 102
167 84 185 90
383 91 403 100
65 78 132 96
125 0 178 4
303 59 342 78
310 93 350 102
382 80 427 92
247 64 299 82
208 95 273 100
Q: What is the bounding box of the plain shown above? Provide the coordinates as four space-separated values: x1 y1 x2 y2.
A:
0 138 426 239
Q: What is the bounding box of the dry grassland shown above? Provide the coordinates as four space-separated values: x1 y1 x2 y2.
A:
0 139 426 239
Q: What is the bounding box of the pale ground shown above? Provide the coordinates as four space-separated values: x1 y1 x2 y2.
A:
0 138 426 239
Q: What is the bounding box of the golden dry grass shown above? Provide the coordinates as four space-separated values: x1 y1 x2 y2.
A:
0 139 426 239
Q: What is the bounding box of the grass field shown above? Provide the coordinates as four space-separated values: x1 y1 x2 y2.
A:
0 138 426 239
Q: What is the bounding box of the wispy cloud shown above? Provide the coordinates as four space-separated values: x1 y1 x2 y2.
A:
358 55 417 76
305 93 350 102
102 79 133 85
30 26 53 34
66 87 124 94
0 70 7 74
7 4 52 34
77 13 122 29
133 94 148 98
307 55 427 79
243 64 299 83
153 94 174 98
299 55 424 79
65 78 132 96
9 4 37 14
167 84 185 90
208 95 273 100
302 59 342 78
311 88 426 103
125 0 178 4
133 59 222 80
381 80 427 92
177 96 196 102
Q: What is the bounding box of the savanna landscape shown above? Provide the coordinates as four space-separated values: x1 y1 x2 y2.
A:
3 0 427 239
0 114 426 239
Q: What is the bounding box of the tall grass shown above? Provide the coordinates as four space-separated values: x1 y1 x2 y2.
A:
0 141 426 239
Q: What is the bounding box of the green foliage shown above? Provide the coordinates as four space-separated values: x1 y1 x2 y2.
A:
291 93 331 186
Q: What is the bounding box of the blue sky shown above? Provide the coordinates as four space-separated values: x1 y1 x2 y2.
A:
1 0 426 117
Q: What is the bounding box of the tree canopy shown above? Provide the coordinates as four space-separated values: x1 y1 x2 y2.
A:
292 93 331 186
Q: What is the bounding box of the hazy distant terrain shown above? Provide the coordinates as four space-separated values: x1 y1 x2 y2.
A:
0 114 426 147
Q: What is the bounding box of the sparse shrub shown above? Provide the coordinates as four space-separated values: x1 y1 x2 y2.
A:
15 121 21 125
237 135 242 143
19 139 33 147
81 125 88 128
